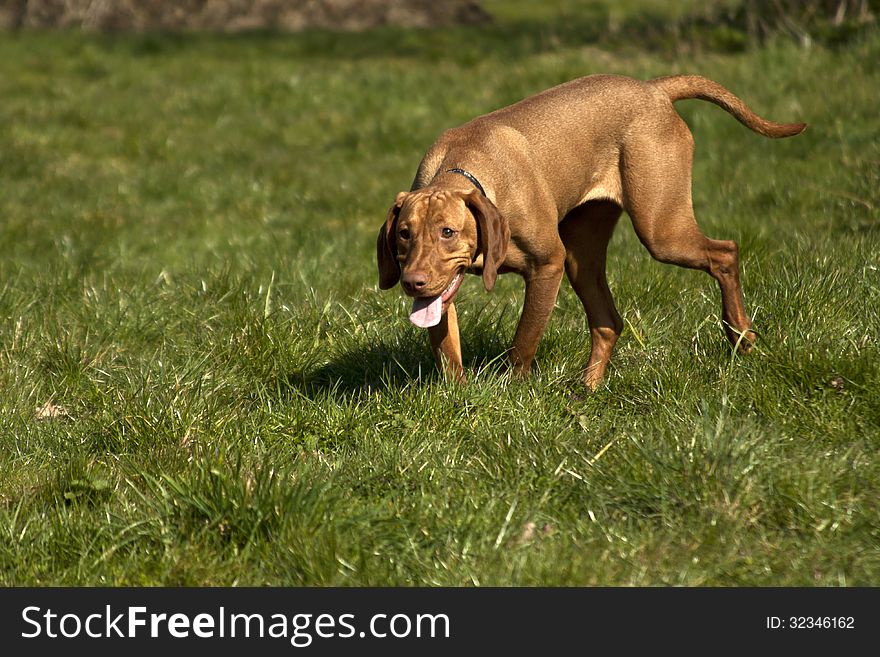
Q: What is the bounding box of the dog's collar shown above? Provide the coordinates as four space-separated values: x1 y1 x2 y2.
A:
446 168 486 197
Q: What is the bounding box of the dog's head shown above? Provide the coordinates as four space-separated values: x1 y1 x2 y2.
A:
376 188 509 327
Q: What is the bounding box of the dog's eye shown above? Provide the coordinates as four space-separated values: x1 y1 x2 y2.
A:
441 227 455 238
398 228 410 240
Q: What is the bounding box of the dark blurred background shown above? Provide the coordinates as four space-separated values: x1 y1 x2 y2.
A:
0 0 489 31
0 0 875 50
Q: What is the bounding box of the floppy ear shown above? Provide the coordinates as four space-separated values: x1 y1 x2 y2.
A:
465 191 509 291
376 192 407 290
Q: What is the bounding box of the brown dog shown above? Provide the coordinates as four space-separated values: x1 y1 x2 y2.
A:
377 74 805 388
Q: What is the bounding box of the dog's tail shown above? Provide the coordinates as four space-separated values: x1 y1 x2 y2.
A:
650 75 806 138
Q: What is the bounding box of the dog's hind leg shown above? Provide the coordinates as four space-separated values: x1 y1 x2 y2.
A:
622 121 755 350
560 201 624 390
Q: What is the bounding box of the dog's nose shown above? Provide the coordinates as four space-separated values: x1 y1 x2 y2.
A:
401 271 429 294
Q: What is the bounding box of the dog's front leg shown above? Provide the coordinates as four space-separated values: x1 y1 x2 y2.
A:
428 301 466 383
510 260 565 376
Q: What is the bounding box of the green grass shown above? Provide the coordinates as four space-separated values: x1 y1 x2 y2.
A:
0 5 878 585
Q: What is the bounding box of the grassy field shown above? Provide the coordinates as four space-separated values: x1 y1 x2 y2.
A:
0 4 878 585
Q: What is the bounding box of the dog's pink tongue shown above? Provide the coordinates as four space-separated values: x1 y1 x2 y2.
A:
409 295 442 328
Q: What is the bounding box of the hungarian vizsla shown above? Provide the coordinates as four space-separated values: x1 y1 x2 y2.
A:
376 74 805 388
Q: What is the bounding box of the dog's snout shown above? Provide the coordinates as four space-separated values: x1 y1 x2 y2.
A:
401 270 430 294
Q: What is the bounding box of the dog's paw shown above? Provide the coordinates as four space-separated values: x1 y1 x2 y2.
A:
724 324 757 353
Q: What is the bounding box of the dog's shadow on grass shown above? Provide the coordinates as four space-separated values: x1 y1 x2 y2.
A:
283 331 511 400
287 342 434 399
